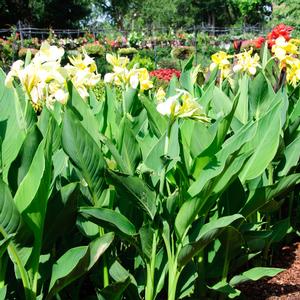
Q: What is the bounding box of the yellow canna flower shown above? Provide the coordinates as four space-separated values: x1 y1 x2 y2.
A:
104 53 153 92
285 57 300 87
233 48 261 75
156 89 210 122
272 36 299 68
5 42 69 110
210 51 232 80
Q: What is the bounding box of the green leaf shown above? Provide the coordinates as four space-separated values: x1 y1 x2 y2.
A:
235 76 249 124
8 124 42 195
0 286 7 300
0 70 27 180
239 101 282 182
14 140 45 213
62 108 106 204
43 183 79 250
118 118 141 175
179 55 194 94
240 173 300 217
143 120 179 173
209 281 240 299
97 277 131 300
47 232 114 299
229 267 284 286
0 179 31 243
107 171 157 220
79 207 136 236
178 214 244 267
248 72 275 120
278 134 300 176
140 95 167 138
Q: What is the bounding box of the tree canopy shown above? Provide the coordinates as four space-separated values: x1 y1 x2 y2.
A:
0 0 298 30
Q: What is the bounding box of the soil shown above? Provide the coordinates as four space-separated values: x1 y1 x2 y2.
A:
238 242 300 299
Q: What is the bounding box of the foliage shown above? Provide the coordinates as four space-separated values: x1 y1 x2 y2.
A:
0 25 299 300
82 42 105 56
128 54 155 71
269 0 300 36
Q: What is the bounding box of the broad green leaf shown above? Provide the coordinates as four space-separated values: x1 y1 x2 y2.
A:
79 207 136 236
47 232 114 299
62 108 106 204
191 94 239 179
289 96 300 123
0 179 31 296
229 267 284 286
175 121 256 239
68 85 102 146
178 214 244 267
118 117 141 175
107 171 157 219
189 120 256 197
143 120 179 173
239 101 282 182
97 277 131 300
248 72 275 120
211 87 233 116
8 124 42 195
0 70 26 180
140 95 168 138
209 281 240 299
179 55 194 94
278 134 300 176
219 178 246 216
14 140 45 213
235 76 248 124
240 173 300 217
43 183 79 250
269 218 290 244
176 262 198 299
0 179 31 243
124 87 139 115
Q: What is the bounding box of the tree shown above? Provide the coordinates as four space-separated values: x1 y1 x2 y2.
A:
269 0 300 35
0 0 92 28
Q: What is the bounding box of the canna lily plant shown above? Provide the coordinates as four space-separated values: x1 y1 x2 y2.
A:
0 28 299 300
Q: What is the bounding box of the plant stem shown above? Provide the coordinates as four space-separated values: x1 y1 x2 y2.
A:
159 120 172 195
145 231 157 300
8 244 33 300
99 227 109 287
263 164 274 264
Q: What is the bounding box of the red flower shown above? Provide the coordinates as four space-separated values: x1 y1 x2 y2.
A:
150 69 181 82
253 36 265 49
267 24 293 47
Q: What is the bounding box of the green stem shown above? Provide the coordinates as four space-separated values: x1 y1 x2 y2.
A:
263 164 274 264
99 227 109 287
145 231 157 300
0 254 7 288
159 121 172 195
8 244 33 300
162 232 182 300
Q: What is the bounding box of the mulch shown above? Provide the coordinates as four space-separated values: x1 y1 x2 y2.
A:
238 242 300 299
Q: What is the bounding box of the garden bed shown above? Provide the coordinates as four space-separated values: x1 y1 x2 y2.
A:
239 240 300 299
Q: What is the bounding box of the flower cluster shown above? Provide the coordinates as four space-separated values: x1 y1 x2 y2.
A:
156 88 210 123
210 48 261 79
104 53 153 92
150 69 181 82
267 24 294 47
5 41 100 110
271 37 300 87
233 48 261 75
210 51 232 80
